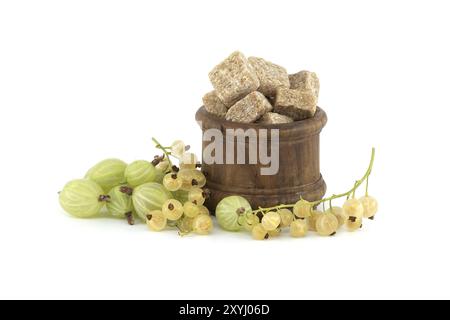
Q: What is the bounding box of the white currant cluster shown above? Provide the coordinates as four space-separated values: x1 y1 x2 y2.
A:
242 196 378 240
215 148 378 240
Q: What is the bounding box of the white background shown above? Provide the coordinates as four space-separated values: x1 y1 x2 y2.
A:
1 0 449 300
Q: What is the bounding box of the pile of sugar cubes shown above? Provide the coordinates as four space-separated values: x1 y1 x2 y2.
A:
202 51 320 124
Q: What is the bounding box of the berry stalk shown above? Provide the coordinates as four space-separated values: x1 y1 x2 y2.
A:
313 147 375 206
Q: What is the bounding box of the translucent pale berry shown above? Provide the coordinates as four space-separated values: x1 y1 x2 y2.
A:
346 217 363 231
183 201 201 218
261 211 281 231
359 196 378 219
268 228 282 238
171 140 186 159
343 198 364 220
278 209 294 228
243 214 260 231
252 223 269 240
198 205 210 216
146 210 167 231
188 187 206 205
179 169 206 190
290 219 308 238
307 210 322 231
155 159 170 172
325 207 346 227
193 214 213 235
163 173 183 192
177 216 194 234
179 152 198 170
315 213 339 236
162 199 184 221
293 199 312 218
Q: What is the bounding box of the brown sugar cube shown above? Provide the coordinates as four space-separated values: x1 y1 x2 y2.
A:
258 112 294 125
274 87 317 121
208 51 260 107
226 91 272 123
202 91 228 118
289 71 320 99
249 57 290 97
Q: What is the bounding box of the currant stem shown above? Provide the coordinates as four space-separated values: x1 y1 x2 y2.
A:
365 176 369 197
352 181 357 199
125 212 134 225
175 224 190 237
152 137 173 169
311 147 375 206
251 204 293 214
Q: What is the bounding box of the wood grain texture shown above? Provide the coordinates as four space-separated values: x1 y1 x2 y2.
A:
195 106 327 212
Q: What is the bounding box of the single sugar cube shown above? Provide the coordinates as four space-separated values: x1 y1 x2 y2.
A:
208 51 260 107
274 87 317 121
258 112 293 125
202 91 228 118
226 91 272 123
249 57 290 97
289 71 320 99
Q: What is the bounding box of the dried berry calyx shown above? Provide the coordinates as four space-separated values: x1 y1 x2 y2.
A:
98 195 111 202
120 186 133 196
152 155 165 166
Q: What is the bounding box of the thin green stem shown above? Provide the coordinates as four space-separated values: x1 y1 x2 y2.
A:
252 204 293 214
365 176 369 197
251 148 376 214
152 137 173 169
311 148 375 206
352 181 357 199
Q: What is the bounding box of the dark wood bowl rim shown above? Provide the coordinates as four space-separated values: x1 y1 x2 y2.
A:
196 106 327 140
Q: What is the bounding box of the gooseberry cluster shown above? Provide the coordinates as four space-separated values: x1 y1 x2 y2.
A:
215 148 378 240
59 138 213 236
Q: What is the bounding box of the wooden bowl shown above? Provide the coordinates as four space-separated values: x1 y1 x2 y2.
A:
195 107 327 211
